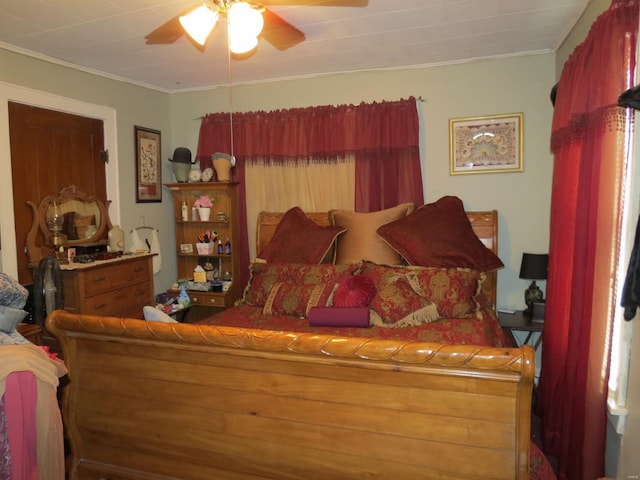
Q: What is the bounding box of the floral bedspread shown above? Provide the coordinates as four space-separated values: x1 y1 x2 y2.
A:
197 302 508 347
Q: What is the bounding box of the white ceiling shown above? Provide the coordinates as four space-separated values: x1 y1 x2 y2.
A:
0 0 589 92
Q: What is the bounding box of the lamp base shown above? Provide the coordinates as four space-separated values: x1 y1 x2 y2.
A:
524 281 543 313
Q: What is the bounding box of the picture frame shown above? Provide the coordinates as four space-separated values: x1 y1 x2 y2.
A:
134 126 162 202
449 113 524 175
180 243 194 254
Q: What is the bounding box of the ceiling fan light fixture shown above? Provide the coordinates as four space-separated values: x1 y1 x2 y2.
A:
179 4 219 45
228 33 259 54
227 2 264 38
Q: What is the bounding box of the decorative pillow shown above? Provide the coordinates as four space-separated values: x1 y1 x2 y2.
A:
241 262 360 307
143 306 178 323
377 196 504 271
405 267 485 318
308 307 370 327
330 203 414 265
0 273 29 309
0 306 28 332
263 282 336 317
333 275 376 308
0 330 31 346
74 214 96 240
361 262 439 327
257 206 346 264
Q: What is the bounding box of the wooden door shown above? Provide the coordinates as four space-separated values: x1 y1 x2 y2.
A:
9 102 106 283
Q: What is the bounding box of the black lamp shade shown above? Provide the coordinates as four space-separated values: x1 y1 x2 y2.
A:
519 253 549 280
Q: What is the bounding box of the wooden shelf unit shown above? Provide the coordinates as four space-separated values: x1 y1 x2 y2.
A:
165 182 242 310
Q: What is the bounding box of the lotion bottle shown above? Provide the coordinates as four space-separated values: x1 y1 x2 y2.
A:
181 201 188 221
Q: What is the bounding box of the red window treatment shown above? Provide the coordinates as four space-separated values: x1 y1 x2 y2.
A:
538 2 638 479
196 98 423 289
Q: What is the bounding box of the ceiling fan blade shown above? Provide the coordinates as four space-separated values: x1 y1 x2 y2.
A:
260 0 368 6
145 6 210 52
145 15 184 44
145 4 215 45
261 8 306 50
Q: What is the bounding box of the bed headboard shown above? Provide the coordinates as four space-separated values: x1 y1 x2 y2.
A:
256 210 499 309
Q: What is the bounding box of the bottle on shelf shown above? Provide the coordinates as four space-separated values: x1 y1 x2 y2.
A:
217 239 223 255
181 201 188 221
177 282 190 308
225 238 231 255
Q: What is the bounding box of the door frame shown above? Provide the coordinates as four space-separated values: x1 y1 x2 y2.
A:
0 81 120 279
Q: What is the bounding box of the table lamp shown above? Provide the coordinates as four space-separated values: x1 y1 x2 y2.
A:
519 253 549 313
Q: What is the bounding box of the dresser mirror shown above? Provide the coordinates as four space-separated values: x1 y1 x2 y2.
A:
25 185 112 266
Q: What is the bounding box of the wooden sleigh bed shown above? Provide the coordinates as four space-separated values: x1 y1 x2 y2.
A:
48 198 542 480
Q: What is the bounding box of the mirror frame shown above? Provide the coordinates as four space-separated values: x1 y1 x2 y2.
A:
25 185 112 265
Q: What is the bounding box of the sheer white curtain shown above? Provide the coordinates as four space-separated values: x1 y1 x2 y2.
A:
245 156 355 259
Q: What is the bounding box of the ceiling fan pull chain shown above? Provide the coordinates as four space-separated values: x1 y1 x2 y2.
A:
227 28 235 159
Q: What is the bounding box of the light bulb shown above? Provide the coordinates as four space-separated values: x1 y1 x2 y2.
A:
228 33 258 54
228 2 264 36
180 4 219 45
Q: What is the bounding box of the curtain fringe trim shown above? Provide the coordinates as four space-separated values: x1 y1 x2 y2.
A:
550 104 633 152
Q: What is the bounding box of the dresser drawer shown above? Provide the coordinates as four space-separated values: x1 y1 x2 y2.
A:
82 257 152 297
188 291 232 308
82 281 153 317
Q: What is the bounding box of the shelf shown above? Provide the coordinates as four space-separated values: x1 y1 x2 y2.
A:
167 182 241 310
177 253 233 258
176 220 229 225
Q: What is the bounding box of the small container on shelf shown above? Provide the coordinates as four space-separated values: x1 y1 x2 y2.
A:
196 242 215 255
211 279 223 292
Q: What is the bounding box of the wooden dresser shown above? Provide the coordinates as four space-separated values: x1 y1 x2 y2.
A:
60 253 155 319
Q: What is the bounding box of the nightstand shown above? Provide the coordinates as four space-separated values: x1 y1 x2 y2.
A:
17 323 42 345
497 310 543 350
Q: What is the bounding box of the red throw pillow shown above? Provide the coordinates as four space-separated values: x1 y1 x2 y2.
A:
262 282 336 317
361 262 439 327
258 206 346 264
242 262 359 307
377 196 504 271
308 307 370 327
405 267 485 318
333 275 376 307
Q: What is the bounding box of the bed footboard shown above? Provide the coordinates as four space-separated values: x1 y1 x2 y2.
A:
48 310 535 480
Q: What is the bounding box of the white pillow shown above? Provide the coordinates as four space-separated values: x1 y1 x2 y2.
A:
0 306 28 332
143 306 178 323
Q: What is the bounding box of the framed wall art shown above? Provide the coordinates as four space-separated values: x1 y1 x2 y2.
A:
135 125 162 202
449 113 523 175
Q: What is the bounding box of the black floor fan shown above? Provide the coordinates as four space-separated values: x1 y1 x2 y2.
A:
32 256 64 345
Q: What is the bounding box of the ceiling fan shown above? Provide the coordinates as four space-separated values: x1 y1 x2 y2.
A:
145 0 369 54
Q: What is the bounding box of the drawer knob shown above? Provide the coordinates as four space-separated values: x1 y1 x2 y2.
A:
94 303 108 310
209 298 216 305
133 266 144 273
92 276 107 283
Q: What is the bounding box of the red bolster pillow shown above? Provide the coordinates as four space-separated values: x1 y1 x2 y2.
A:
307 307 370 328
